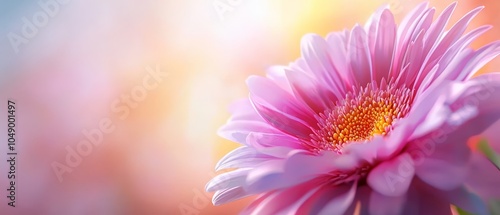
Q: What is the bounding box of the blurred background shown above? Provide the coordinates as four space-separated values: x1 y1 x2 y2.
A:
0 0 499 214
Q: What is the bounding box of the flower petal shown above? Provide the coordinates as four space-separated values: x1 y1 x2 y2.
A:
399 179 453 215
212 187 250 206
465 151 500 201
285 68 337 114
296 181 357 215
248 76 316 139
206 168 250 192
241 179 322 215
266 66 293 93
409 74 500 190
246 132 305 151
300 34 347 99
317 182 357 215
215 147 273 171
218 120 277 145
441 186 489 215
348 25 372 86
325 32 356 87
371 9 396 83
369 189 406 215
244 150 359 194
427 6 484 69
368 153 415 197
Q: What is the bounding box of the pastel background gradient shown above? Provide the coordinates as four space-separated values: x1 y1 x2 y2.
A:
0 0 499 214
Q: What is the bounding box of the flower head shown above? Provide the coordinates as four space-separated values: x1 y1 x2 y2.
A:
208 2 500 214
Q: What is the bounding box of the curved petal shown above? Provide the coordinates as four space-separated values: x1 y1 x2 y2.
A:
341 121 411 165
371 9 397 83
215 147 273 171
342 78 460 163
348 25 373 86
426 6 484 73
244 150 360 194
206 168 250 192
409 127 471 191
300 34 347 99
367 153 415 197
325 32 356 87
219 98 284 145
399 179 453 215
417 25 492 94
369 189 406 215
409 73 500 190
246 132 305 151
296 181 357 215
465 151 500 201
393 4 433 82
317 182 357 215
217 120 278 145
226 98 262 122
412 73 500 140
266 66 292 93
441 186 489 215
398 9 434 86
247 76 316 139
285 68 337 114
212 187 251 206
241 179 322 215
413 153 469 191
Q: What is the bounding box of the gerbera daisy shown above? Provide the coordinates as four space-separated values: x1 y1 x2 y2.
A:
207 2 500 214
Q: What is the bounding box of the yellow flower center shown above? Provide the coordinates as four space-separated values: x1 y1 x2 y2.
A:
311 82 413 152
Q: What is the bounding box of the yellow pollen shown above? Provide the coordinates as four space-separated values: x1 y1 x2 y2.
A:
311 82 413 152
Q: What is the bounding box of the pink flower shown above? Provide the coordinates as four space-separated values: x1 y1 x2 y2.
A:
207 2 500 214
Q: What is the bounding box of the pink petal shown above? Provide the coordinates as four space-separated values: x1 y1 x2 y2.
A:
423 2 456 53
242 179 322 215
206 168 250 192
394 5 433 78
341 116 413 162
348 25 372 86
300 34 347 99
399 179 453 215
408 74 500 190
410 1 455 89
441 186 489 214
364 4 389 50
218 120 277 145
248 76 316 139
417 25 492 94
246 132 305 151
465 152 500 201
266 66 293 93
212 187 250 206
285 68 338 114
427 6 484 66
457 41 500 80
369 189 406 215
226 98 263 122
296 181 357 215
244 150 359 194
371 9 396 83
413 155 469 191
395 2 428 56
368 153 415 197
325 32 356 87
316 182 357 215
407 113 500 190
215 147 273 171
396 1 428 45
